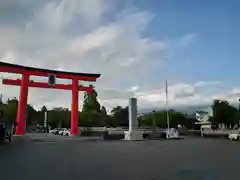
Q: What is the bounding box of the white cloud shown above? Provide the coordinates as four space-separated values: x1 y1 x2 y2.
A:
128 85 139 92
135 81 211 108
231 88 240 96
68 24 121 55
169 83 195 98
0 0 221 112
194 81 220 87
98 80 223 110
212 87 240 104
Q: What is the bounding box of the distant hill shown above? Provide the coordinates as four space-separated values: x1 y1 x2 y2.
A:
173 105 211 113
138 102 240 115
138 104 211 114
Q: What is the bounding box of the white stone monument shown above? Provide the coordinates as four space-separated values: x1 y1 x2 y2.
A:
124 98 143 141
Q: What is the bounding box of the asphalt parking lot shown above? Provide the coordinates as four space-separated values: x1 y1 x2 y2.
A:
0 134 239 180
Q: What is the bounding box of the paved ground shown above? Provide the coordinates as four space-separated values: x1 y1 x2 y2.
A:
0 134 240 180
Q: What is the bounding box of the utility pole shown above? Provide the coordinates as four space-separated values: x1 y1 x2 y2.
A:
238 98 240 127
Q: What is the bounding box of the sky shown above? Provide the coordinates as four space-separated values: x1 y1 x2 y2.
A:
0 0 240 111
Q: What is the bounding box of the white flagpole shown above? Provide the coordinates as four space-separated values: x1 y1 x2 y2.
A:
165 80 170 129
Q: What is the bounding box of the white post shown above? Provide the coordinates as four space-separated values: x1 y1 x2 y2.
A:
124 98 143 140
129 98 137 132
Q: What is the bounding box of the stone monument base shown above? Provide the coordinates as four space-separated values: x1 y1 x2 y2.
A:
124 130 143 141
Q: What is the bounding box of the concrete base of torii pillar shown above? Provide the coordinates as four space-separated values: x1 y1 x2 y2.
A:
124 130 143 141
124 98 143 141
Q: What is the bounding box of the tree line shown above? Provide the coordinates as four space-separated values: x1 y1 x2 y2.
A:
0 91 239 129
138 100 240 129
0 91 129 129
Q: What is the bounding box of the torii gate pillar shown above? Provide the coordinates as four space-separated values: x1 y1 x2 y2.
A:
71 78 79 135
16 73 29 135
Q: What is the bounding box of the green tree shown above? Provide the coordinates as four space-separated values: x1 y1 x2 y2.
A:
139 110 190 129
79 111 91 126
79 111 102 127
47 107 70 128
111 106 123 115
0 94 4 119
26 104 37 125
100 106 108 126
101 106 107 115
211 100 239 127
111 106 129 127
139 113 155 127
3 98 18 123
183 115 197 129
0 94 3 105
169 110 186 128
82 90 101 113
41 106 48 112
80 89 102 126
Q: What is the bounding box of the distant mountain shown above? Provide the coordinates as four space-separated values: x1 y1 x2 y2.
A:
138 102 240 115
138 104 211 114
173 105 211 113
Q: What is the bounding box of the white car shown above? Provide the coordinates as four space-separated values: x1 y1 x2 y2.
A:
49 129 58 134
58 128 67 135
164 128 179 139
63 129 70 136
228 131 240 141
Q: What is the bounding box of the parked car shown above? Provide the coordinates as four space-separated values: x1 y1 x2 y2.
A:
58 128 67 135
228 131 240 141
164 128 180 139
49 128 60 135
62 129 70 136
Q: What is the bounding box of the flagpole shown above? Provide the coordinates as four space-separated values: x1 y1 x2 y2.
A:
165 80 170 129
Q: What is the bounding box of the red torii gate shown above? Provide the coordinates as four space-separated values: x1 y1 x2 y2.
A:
0 62 101 136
